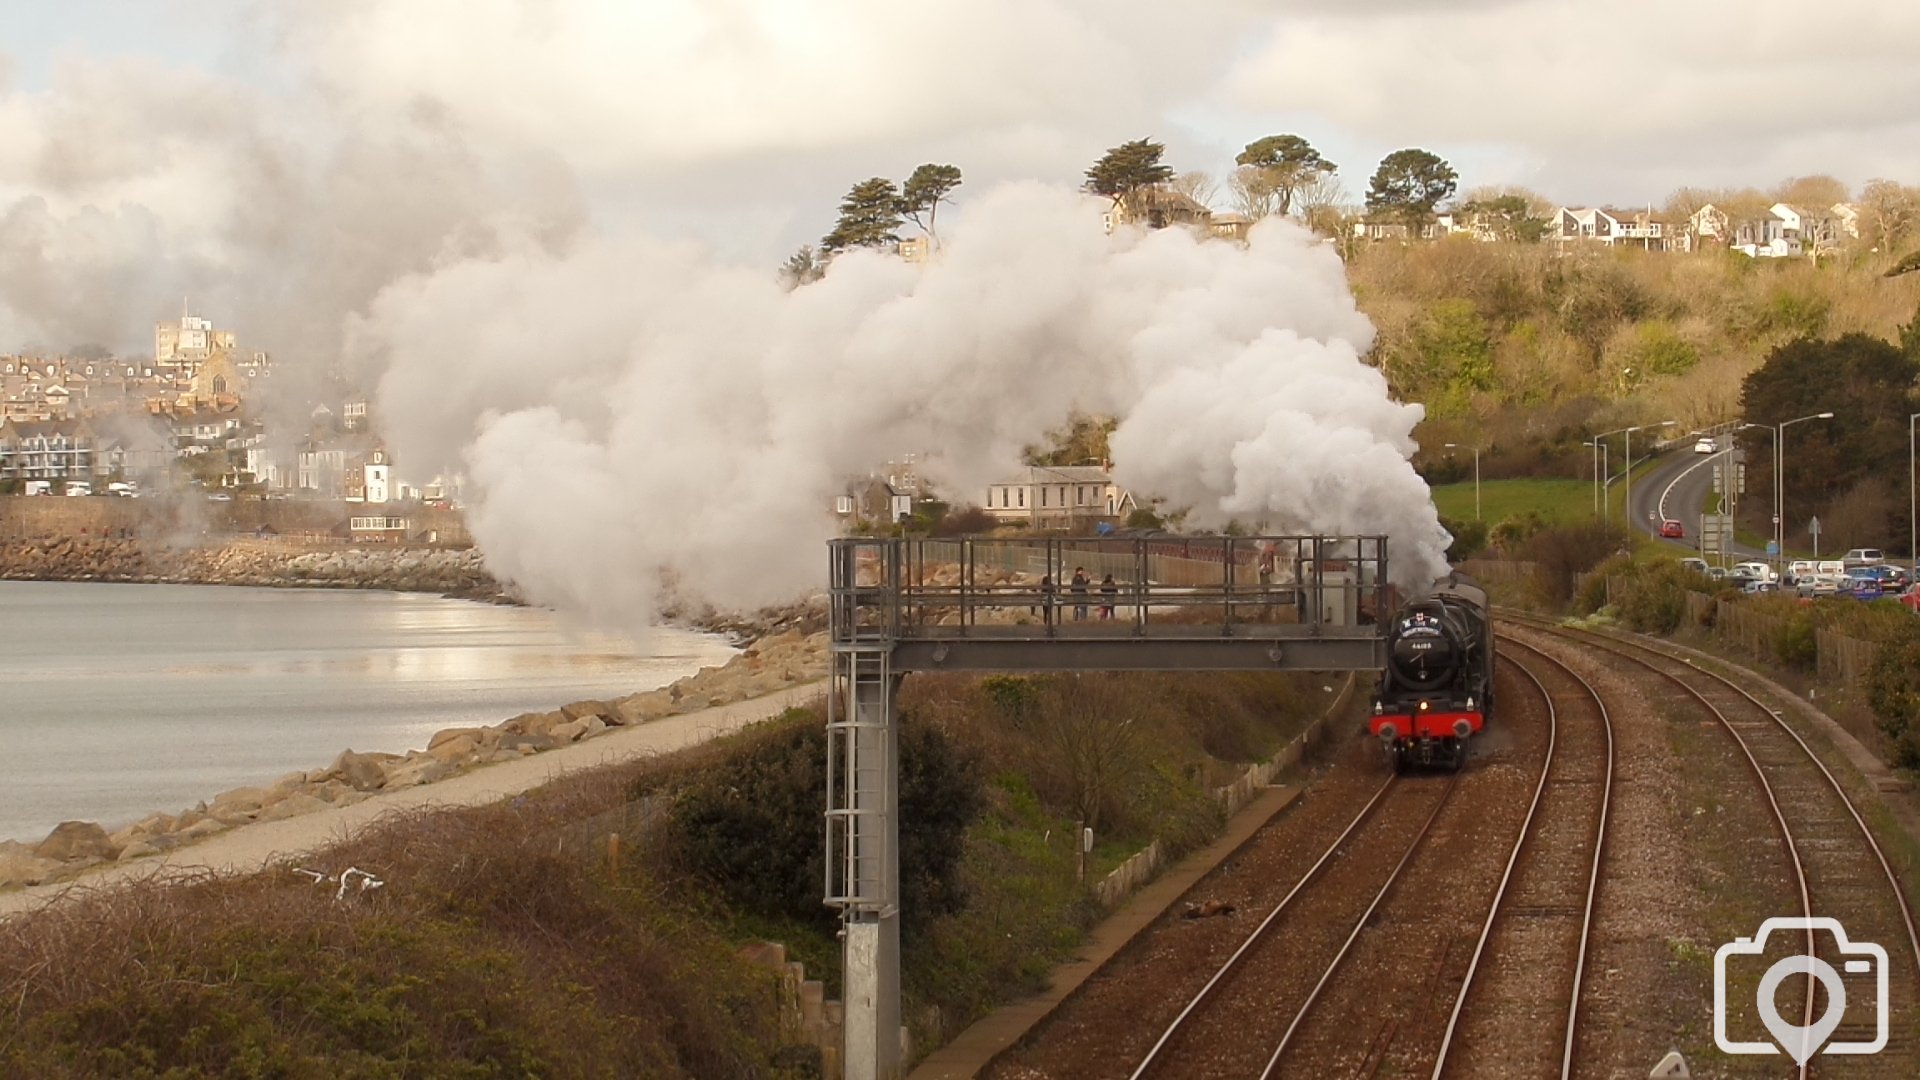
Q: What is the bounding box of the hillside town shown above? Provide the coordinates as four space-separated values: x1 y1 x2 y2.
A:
0 310 452 517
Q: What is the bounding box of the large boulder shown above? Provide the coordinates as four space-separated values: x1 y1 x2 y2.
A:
560 699 612 722
427 734 482 765
0 850 63 886
615 690 673 725
331 749 399 792
382 757 452 789
428 726 491 751
210 786 274 817
256 792 331 823
548 719 590 743
503 711 564 737
34 821 117 862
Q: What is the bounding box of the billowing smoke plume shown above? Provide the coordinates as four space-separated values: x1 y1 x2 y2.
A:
357 184 1448 628
1 3 1450 632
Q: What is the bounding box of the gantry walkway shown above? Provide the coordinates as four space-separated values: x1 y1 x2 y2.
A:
823 535 1394 1080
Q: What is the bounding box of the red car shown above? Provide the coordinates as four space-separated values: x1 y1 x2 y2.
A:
1658 519 1685 539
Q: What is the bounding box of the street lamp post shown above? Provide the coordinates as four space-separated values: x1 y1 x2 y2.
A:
1582 440 1608 517
1590 424 1644 523
1909 413 1919 572
1775 411 1835 576
1445 443 1482 520
1621 420 1678 535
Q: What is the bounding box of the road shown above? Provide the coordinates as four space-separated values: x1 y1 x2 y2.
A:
1628 446 1769 561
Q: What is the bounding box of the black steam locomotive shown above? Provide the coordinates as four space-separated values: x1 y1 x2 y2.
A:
1369 572 1493 771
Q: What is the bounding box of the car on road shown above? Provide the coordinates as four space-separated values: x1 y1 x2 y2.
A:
1707 566 1728 581
1680 557 1709 575
1732 561 1776 583
1658 519 1685 538
1842 548 1886 569
1843 568 1888 597
1899 583 1920 612
1796 574 1844 598
1742 580 1779 595
1863 565 1905 592
1694 437 1718 454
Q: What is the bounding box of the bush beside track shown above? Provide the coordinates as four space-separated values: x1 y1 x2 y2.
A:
1568 554 1920 769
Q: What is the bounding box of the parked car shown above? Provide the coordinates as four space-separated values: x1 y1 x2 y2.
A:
1707 566 1728 581
1732 561 1777 583
1680 557 1709 575
1694 437 1718 454
106 482 139 498
1797 574 1844 598
1844 568 1886 598
64 481 91 497
1842 548 1886 569
1863 565 1904 592
1743 580 1779 595
1899 583 1920 612
1659 519 1685 539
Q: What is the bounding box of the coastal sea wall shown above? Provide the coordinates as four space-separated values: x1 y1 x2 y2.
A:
0 536 507 599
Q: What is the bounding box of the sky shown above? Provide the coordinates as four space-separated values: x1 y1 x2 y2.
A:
1 0 1917 356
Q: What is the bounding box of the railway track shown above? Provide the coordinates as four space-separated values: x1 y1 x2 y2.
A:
1126 652 1577 1079
1125 771 1461 1078
1428 635 1613 1079
1508 613 1920 1077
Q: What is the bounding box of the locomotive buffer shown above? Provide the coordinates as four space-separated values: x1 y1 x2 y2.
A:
824 535 1392 1080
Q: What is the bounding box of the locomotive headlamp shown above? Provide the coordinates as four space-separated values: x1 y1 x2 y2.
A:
1464 696 1475 710
1372 702 1383 715
1418 700 1430 711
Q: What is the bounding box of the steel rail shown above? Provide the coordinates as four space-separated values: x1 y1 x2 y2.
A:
1511 613 1920 984
1507 614 1824 1077
1257 772 1463 1079
1426 635 1613 1080
1127 773 1405 1080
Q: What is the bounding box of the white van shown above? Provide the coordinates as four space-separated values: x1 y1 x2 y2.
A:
64 481 92 497
22 480 51 496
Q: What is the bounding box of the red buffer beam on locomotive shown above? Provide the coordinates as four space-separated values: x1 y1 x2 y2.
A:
1369 572 1494 772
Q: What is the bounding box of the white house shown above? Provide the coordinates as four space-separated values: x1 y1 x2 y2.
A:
984 465 1135 525
1548 207 1673 250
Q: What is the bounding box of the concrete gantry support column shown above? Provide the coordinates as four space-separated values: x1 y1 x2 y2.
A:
840 664 898 1076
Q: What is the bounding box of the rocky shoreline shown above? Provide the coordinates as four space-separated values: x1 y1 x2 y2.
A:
0 536 515 602
0 627 830 889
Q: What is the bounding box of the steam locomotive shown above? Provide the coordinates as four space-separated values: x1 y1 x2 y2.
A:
1369 572 1493 772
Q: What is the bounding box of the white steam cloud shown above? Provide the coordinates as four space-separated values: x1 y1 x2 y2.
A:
359 184 1448 628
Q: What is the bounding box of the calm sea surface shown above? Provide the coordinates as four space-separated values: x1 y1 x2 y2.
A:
0 581 737 843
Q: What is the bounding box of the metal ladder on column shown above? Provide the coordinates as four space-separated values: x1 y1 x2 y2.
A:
825 645 894 912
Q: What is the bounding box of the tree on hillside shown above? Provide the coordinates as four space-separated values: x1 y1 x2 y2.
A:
1365 148 1458 227
821 177 904 253
1773 174 1851 209
1232 134 1337 219
1859 178 1920 251
1737 332 1920 545
1295 171 1349 237
1664 186 1718 246
1023 412 1116 467
1169 170 1219 209
778 245 825 288
1457 193 1548 243
899 163 963 249
1084 139 1175 213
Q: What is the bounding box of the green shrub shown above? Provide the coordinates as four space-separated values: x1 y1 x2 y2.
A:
1442 515 1490 562
668 710 982 941
1863 625 1920 768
